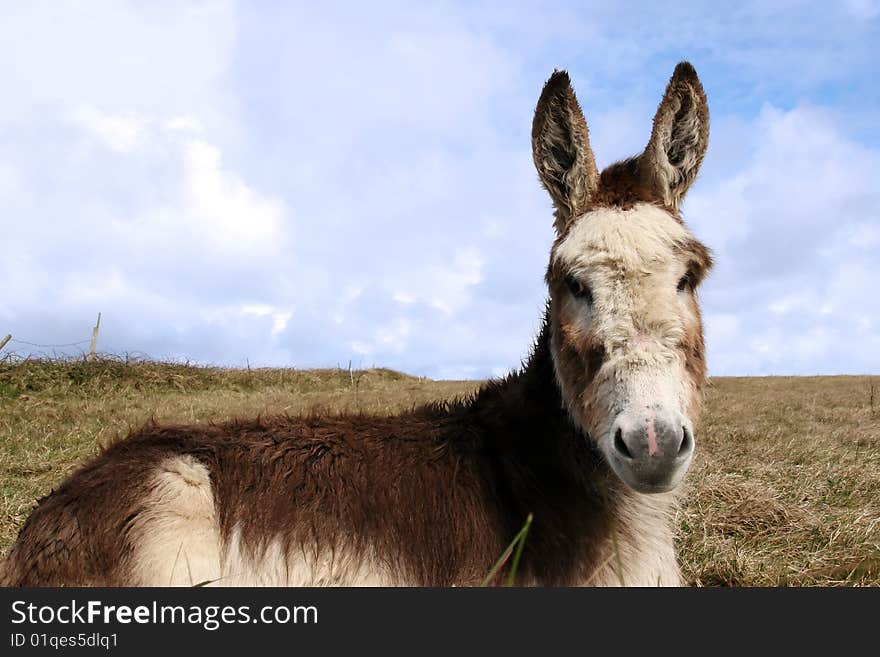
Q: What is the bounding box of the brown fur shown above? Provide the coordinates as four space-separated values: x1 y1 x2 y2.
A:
589 158 669 213
675 238 713 423
551 334 608 434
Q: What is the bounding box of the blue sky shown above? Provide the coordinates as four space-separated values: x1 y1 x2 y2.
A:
1 1 878 378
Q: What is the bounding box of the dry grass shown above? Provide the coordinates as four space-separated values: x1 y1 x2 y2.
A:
678 376 880 586
1 356 878 586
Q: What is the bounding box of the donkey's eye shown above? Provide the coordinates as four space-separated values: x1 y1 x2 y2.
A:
677 269 696 293
565 275 593 305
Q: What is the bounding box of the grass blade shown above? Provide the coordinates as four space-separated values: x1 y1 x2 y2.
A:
505 513 533 587
480 513 534 587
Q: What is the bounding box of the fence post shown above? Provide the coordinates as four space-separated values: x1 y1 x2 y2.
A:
87 313 101 362
0 334 11 352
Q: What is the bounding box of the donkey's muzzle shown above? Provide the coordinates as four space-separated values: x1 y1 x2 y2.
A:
605 409 694 493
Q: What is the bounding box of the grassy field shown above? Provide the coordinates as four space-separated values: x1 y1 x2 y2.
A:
1 356 878 586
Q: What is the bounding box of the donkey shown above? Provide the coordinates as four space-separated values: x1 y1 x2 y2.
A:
1 62 711 587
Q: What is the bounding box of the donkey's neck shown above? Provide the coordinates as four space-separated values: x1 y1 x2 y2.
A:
467 309 596 467
457 310 680 585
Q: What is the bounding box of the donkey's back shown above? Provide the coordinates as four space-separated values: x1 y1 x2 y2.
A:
1 411 502 587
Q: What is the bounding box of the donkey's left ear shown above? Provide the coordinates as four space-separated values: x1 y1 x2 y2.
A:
641 62 709 210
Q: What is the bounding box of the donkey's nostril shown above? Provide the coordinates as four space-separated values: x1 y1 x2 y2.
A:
678 425 693 457
613 427 633 459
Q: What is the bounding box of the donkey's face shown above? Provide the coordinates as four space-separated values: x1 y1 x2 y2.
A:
532 63 712 493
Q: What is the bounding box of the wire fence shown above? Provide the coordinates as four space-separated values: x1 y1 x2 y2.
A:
6 338 91 348
0 338 94 364
1 314 102 361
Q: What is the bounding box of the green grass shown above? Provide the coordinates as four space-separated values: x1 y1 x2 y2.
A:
1 355 878 585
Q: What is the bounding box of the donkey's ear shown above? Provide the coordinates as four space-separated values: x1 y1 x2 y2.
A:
532 70 598 234
641 62 709 210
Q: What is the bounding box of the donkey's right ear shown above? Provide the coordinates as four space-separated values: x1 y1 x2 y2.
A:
532 70 598 234
640 62 709 210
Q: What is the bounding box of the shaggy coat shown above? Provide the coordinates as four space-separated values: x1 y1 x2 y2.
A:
3 322 650 586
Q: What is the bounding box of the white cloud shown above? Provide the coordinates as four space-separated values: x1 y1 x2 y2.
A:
99 129 290 268
426 247 485 316
0 2 237 139
242 305 293 337
181 138 286 256
69 106 147 153
689 103 880 375
162 117 206 135
0 161 22 199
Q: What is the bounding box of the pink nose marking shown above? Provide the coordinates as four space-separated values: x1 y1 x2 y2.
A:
646 409 658 457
